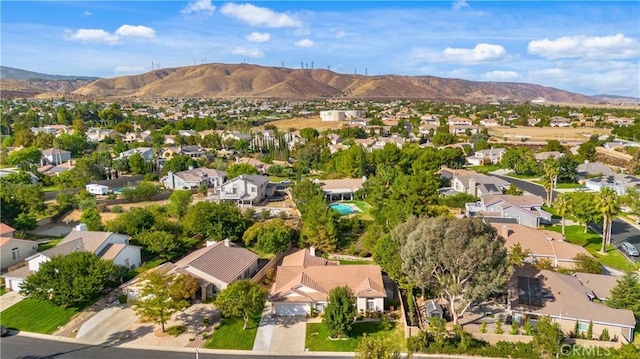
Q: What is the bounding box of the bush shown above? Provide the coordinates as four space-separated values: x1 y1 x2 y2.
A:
111 205 125 213
106 193 117 200
510 321 519 335
494 321 504 335
96 203 108 212
600 328 610 341
379 315 392 331
144 173 159 182
166 325 186 336
480 322 487 333
118 294 128 304
524 318 533 335
260 209 270 220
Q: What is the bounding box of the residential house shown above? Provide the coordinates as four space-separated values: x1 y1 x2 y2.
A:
550 117 572 127
3 229 141 291
577 161 615 178
86 184 110 195
447 117 473 126
510 267 635 343
119 147 155 162
30 125 69 136
1 224 39 272
493 223 591 269
449 125 480 136
584 174 640 195
41 148 71 165
480 119 500 127
270 248 386 316
466 194 552 228
37 161 75 177
234 157 271 174
86 127 118 142
451 173 510 197
0 168 39 184
124 239 258 301
320 110 362 122
219 175 269 206
315 178 365 202
534 151 564 162
162 167 226 190
466 148 507 166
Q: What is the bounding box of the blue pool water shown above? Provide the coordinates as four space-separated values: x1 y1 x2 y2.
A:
330 203 356 215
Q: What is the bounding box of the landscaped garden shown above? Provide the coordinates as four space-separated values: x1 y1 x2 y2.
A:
344 200 373 221
547 225 634 271
305 320 406 352
0 298 78 334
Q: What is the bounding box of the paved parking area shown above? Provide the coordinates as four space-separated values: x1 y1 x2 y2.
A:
76 305 137 344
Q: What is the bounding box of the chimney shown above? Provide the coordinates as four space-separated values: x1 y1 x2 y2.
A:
188 165 194 171
501 225 510 238
75 223 87 232
206 240 216 247
309 246 316 257
224 238 230 247
468 177 477 196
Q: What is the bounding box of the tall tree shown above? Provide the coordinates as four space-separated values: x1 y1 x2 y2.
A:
553 193 571 236
215 280 266 330
323 286 356 338
594 187 619 253
226 163 258 179
182 201 250 241
135 230 179 259
242 220 293 254
398 217 510 324
607 271 640 320
132 272 197 332
167 190 192 218
531 315 563 358
80 206 103 231
20 252 122 308
565 192 599 233
355 335 400 359
541 158 559 205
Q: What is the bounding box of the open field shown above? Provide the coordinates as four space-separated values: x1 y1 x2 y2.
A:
265 116 347 131
488 126 611 142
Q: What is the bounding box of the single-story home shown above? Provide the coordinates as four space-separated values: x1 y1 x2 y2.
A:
315 178 365 202
466 194 552 228
584 174 640 196
86 184 110 195
510 267 635 343
4 229 141 292
270 248 387 316
162 167 226 190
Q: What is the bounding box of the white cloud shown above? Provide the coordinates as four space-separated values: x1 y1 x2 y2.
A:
294 38 314 48
335 30 346 39
221 3 302 28
246 32 271 42
528 34 638 60
67 29 120 45
115 25 156 39
83 11 92 17
452 0 470 12
231 47 264 58
114 65 148 75
181 0 216 16
481 70 520 81
530 68 566 78
443 43 508 64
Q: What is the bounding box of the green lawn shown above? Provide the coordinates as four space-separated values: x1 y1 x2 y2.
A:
205 316 261 350
547 225 634 271
555 182 582 189
41 185 63 193
468 165 502 174
345 200 373 221
38 238 63 252
0 299 78 334
306 321 406 352
338 259 374 265
0 286 6 296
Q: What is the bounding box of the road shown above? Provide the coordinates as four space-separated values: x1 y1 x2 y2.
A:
0 335 353 359
489 173 640 262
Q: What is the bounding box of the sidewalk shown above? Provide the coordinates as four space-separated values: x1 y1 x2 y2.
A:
0 291 24 311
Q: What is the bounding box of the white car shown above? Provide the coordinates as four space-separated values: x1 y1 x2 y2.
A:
620 242 639 257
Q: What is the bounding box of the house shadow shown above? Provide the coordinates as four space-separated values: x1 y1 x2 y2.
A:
15 344 96 359
103 324 154 345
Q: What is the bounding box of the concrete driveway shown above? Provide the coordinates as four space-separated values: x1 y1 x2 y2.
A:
253 302 306 352
76 305 137 344
0 291 23 311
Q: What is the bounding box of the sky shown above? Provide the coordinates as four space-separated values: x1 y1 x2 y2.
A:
1 1 639 97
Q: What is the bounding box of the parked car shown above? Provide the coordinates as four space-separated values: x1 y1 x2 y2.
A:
620 242 639 257
0 326 9 337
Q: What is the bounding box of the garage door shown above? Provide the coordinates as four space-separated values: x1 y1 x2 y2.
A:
275 303 308 317
9 279 23 292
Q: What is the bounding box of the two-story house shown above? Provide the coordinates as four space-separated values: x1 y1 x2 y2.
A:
219 175 269 206
466 194 552 228
1 223 39 272
162 167 226 190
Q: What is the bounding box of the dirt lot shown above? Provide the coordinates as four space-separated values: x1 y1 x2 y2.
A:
266 116 347 131
488 126 611 142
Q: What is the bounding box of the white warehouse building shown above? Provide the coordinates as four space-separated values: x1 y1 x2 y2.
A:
320 110 363 122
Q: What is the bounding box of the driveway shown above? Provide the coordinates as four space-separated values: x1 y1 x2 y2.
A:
76 305 137 344
0 291 24 311
253 302 307 352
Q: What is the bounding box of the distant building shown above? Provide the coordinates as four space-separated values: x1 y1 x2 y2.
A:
320 110 362 122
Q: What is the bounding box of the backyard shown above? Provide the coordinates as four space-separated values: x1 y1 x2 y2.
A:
0 298 78 334
305 320 406 352
344 200 373 221
547 225 634 271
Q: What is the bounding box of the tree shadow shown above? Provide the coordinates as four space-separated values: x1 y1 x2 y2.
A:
172 306 219 333
102 324 154 345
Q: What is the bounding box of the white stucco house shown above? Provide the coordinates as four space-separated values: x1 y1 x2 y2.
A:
219 175 269 206
162 167 226 190
3 229 141 292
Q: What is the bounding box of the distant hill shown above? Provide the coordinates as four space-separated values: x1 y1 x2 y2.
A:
72 63 598 103
592 94 640 104
0 66 98 81
0 63 609 104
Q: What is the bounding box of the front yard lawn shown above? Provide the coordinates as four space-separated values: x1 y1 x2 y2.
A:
547 225 634 271
345 200 373 221
306 321 406 352
555 182 582 189
204 315 262 350
468 165 502 174
0 298 78 334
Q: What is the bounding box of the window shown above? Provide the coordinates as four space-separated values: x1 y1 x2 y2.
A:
251 187 256 193
11 248 19 260
577 322 589 333
315 303 324 312
366 299 375 311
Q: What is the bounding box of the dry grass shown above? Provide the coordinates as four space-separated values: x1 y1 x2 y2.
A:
488 126 611 141
266 116 348 131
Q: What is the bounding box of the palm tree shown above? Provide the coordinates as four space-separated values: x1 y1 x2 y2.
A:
594 187 619 254
553 193 571 237
542 158 559 205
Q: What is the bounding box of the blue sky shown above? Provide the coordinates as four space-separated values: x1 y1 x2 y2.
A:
2 1 639 97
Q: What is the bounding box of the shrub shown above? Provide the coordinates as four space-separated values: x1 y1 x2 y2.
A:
111 205 125 213
278 210 288 220
97 203 108 212
166 325 186 336
203 317 212 326
494 320 504 335
524 318 533 335
480 322 487 333
260 209 270 220
107 193 118 200
379 315 392 331
510 321 519 335
586 321 593 340
118 294 128 304
600 328 610 341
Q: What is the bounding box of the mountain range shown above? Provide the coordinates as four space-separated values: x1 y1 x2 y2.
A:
1 64 638 104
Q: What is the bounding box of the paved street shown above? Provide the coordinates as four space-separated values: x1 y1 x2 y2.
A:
0 334 353 359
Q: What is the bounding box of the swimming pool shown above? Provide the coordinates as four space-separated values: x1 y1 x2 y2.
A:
330 203 357 215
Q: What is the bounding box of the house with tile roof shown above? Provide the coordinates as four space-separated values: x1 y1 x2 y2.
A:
270 248 387 316
122 239 258 301
315 178 365 202
450 173 510 197
510 267 635 343
162 167 226 190
493 223 591 269
466 194 552 228
3 229 141 292
219 174 269 206
41 148 71 165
